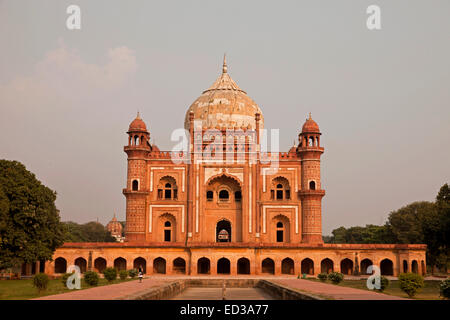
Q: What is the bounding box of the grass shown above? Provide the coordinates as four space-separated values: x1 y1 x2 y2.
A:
0 277 133 300
307 278 443 300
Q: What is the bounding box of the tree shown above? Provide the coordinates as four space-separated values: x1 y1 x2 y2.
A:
435 183 450 271
62 221 116 242
0 160 65 270
326 224 395 244
388 201 437 244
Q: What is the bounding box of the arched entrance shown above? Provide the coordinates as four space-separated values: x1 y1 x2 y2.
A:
94 257 106 273
321 258 334 274
134 257 147 274
421 260 426 275
197 258 210 274
301 258 314 275
217 258 230 274
74 257 87 273
262 258 275 274
54 257 67 273
173 258 186 274
206 175 242 242
411 260 418 274
216 220 231 242
153 257 166 274
380 259 393 276
340 258 354 275
114 257 127 271
237 258 250 274
360 259 373 274
403 260 408 273
281 258 294 274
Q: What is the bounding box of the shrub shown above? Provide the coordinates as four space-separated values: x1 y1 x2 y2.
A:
33 273 49 293
379 276 390 292
128 269 138 279
328 272 344 284
398 273 424 297
84 271 99 286
103 267 117 282
317 273 328 282
439 278 450 299
119 270 128 280
61 273 72 285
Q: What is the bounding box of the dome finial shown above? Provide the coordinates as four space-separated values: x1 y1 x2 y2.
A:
222 53 227 73
137 111 141 119
308 112 312 120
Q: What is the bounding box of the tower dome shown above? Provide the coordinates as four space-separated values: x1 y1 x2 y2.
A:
184 55 264 130
128 112 147 132
106 214 123 238
302 113 320 133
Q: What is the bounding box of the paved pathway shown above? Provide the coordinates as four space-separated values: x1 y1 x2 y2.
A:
33 276 411 300
272 279 407 300
33 278 167 300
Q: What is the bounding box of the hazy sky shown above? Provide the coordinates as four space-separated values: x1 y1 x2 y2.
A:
0 0 449 235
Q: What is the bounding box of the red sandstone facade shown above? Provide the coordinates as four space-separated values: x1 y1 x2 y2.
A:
46 58 426 277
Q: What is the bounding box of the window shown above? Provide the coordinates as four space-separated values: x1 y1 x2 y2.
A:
276 184 283 200
309 181 316 190
132 180 139 191
206 191 214 201
164 183 172 199
271 177 291 201
276 222 284 242
234 191 242 202
219 190 229 201
157 177 178 200
164 221 172 242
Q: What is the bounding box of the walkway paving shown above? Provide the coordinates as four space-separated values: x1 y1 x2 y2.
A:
33 278 168 300
272 279 408 300
33 276 411 300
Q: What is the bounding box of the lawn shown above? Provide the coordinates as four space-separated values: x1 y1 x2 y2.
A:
307 278 443 300
0 277 133 300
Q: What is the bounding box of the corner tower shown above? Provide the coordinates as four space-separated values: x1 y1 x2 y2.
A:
123 112 150 241
298 113 325 243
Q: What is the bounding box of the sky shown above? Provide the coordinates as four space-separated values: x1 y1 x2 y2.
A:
0 0 449 235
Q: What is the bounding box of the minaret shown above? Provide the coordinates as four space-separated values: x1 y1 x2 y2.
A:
298 113 325 243
123 112 150 241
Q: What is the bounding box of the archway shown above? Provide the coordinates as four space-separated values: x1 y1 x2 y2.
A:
237 258 250 275
114 257 127 271
134 257 147 274
340 258 354 275
261 258 275 274
421 260 426 275
173 258 186 274
411 260 418 274
54 257 67 273
272 215 290 243
74 257 87 273
217 258 230 274
197 258 210 274
380 259 394 276
159 213 176 242
321 258 334 274
94 257 106 273
403 260 408 273
281 258 294 275
216 220 231 242
206 175 242 242
153 257 166 274
301 258 314 275
360 259 373 274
